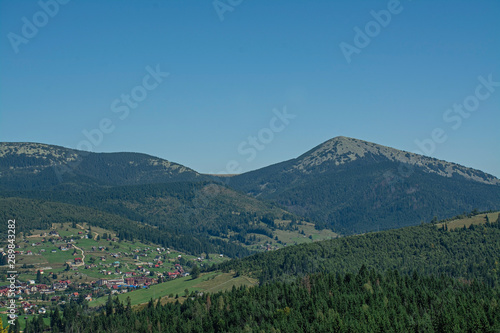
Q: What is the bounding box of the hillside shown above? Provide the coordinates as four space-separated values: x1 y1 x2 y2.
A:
215 212 500 286
0 196 250 257
1 182 335 257
0 142 204 191
230 136 500 234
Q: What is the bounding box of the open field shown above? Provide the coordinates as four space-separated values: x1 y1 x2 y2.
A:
436 212 499 231
89 272 257 308
194 272 257 293
244 220 338 252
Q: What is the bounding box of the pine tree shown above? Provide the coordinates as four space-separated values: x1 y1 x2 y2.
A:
105 294 113 315
191 264 201 279
51 307 62 331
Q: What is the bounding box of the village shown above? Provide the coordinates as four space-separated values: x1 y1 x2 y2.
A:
0 223 229 320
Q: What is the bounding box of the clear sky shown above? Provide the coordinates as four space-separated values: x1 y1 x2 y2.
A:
1 0 499 177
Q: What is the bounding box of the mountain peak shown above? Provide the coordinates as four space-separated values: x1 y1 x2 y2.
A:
293 136 500 185
295 136 395 168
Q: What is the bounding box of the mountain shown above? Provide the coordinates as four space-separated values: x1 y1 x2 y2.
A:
0 142 332 257
0 142 204 190
229 136 500 234
2 138 499 238
290 136 499 185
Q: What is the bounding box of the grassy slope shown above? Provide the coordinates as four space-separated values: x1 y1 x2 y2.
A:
0 222 203 285
436 211 500 230
89 272 257 308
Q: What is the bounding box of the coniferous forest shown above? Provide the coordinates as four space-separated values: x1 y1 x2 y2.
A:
24 268 500 332
215 219 500 286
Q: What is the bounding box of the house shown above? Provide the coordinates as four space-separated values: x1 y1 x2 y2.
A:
134 277 147 285
125 277 135 285
53 283 67 291
107 279 124 286
96 279 108 286
167 272 180 278
38 307 46 314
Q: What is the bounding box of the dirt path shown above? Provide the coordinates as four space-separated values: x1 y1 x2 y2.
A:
76 223 99 240
72 245 85 267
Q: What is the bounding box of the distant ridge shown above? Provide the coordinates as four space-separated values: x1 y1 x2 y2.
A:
1 138 499 235
0 142 203 190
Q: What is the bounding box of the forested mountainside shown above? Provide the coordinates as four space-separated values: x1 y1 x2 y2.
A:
2 139 499 237
230 136 500 234
1 181 307 257
0 196 251 258
215 214 500 286
2 138 499 254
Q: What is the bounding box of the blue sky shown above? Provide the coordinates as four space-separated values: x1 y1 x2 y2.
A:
1 0 499 176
